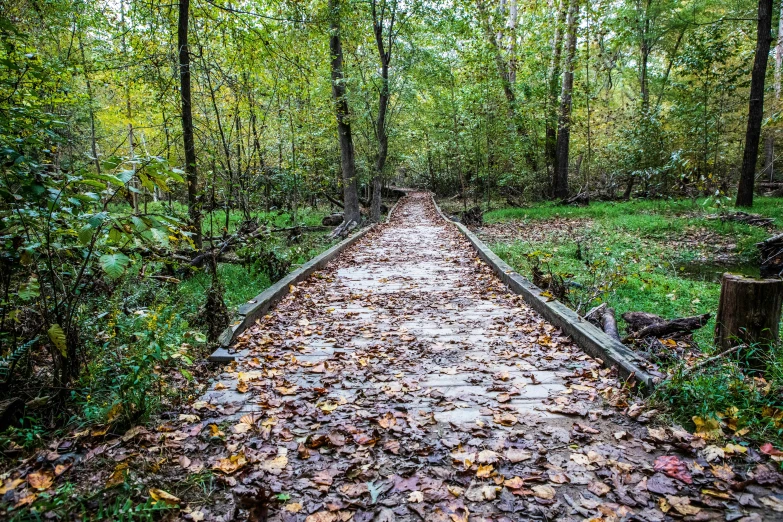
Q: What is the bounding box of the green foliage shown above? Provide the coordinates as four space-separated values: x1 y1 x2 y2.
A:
6 482 176 522
655 343 783 447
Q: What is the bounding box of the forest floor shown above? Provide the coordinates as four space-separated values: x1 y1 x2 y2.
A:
4 193 783 521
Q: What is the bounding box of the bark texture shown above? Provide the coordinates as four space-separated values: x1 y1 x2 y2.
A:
178 0 202 249
715 274 783 370
736 0 773 207
329 0 361 226
553 0 578 200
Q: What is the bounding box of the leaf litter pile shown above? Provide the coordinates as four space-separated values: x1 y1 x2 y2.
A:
4 193 783 521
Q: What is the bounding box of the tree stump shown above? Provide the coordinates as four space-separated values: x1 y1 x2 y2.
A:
715 274 783 371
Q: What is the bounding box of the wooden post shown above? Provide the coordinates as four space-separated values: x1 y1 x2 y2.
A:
715 274 783 370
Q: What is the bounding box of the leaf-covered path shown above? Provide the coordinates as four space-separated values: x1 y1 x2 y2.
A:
194 193 778 521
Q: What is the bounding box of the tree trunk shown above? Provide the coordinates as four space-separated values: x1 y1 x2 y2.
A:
329 0 361 226
736 0 773 208
715 274 783 371
178 0 202 249
553 0 578 200
476 0 537 172
370 0 394 222
546 0 567 186
764 134 774 182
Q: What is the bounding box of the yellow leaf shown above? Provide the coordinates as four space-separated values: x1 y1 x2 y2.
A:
47 324 67 358
285 502 303 513
212 452 247 474
476 464 493 478
693 416 723 440
105 463 128 488
149 488 180 504
0 478 24 495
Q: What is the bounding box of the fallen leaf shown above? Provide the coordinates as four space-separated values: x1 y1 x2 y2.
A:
27 471 54 491
212 452 247 474
588 481 610 496
654 455 692 484
408 491 424 503
531 485 555 499
505 448 532 463
477 450 499 464
149 488 180 505
665 495 700 515
476 464 493 478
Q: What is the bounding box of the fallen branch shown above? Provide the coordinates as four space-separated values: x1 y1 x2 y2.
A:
624 313 711 341
681 345 745 377
602 307 621 342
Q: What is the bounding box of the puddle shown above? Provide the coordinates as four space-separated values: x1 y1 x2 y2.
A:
677 260 760 282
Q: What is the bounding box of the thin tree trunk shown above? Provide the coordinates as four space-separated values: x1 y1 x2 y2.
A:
546 0 567 186
737 0 773 207
476 0 537 171
178 0 202 249
553 0 578 200
79 39 100 175
329 0 361 225
370 0 395 222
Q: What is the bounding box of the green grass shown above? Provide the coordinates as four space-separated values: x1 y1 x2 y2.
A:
485 197 782 348
482 196 783 445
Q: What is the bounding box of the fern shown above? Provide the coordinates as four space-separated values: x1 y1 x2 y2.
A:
0 337 36 385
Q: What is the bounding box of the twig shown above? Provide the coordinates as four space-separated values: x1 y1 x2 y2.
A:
681 345 745 377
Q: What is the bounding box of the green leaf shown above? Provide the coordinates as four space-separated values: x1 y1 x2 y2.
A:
18 278 40 301
100 253 131 279
180 369 193 381
47 324 67 358
78 225 94 245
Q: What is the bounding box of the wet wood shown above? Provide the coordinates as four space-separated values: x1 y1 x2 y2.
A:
624 313 711 341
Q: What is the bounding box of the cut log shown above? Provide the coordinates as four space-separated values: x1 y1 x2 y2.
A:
758 233 783 278
624 313 711 341
602 307 621 342
715 274 783 371
584 303 607 324
583 303 620 341
622 311 665 333
322 213 344 226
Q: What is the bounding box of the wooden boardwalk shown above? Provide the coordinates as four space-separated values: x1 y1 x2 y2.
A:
194 193 777 521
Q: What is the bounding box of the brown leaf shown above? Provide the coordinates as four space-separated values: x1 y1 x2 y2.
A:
27 471 54 491
505 448 532 463
531 485 555 499
587 481 610 497
212 452 247 474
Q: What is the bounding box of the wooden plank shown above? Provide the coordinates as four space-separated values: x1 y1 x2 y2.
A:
430 196 658 392
208 224 375 362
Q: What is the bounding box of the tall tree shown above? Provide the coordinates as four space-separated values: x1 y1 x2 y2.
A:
329 0 361 228
178 0 202 248
737 0 773 207
546 0 567 188
764 1 783 182
370 0 397 222
553 0 578 199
